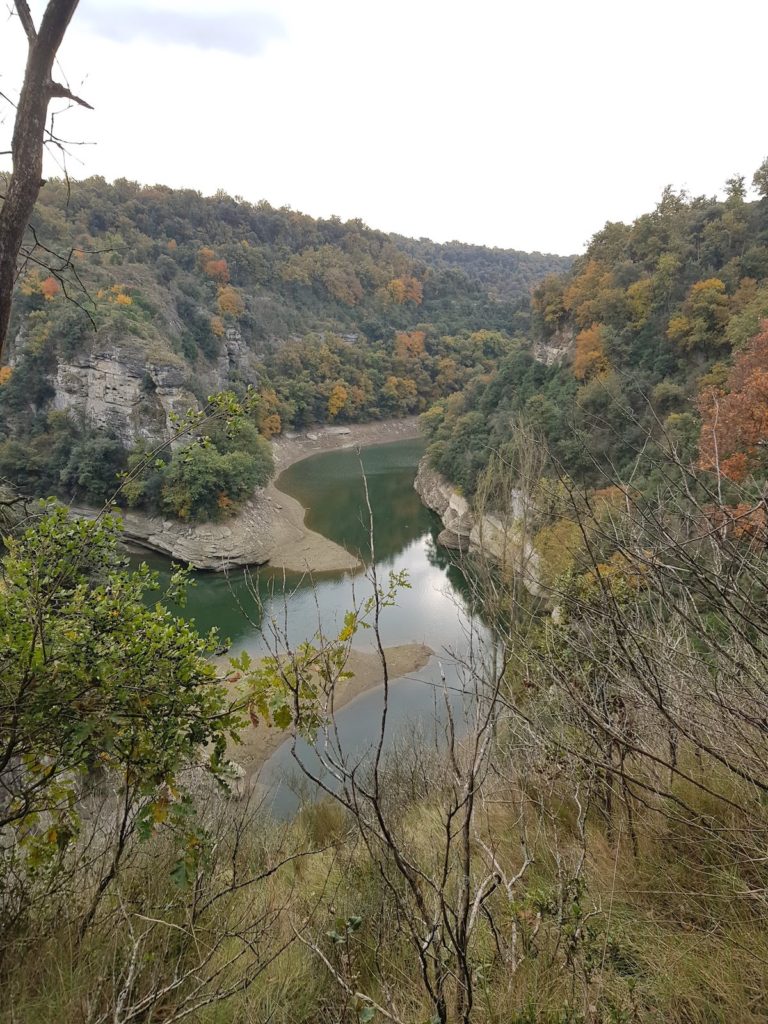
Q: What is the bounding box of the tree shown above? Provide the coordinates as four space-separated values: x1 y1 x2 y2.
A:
667 277 730 350
0 506 239 865
753 156 768 199
572 322 608 380
0 1 92 361
217 284 245 317
157 420 274 521
724 173 746 203
698 320 768 480
327 381 348 419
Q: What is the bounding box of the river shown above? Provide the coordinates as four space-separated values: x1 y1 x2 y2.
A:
138 437 487 815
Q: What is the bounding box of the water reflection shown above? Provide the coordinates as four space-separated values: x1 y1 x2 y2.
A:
277 437 437 564
134 438 490 815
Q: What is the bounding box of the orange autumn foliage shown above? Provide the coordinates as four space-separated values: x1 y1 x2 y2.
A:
96 284 132 306
259 413 282 439
394 330 426 359
573 323 608 381
563 260 615 329
705 503 768 545
0 366 12 385
387 276 423 305
255 387 282 438
592 485 629 510
217 285 244 317
204 258 229 284
327 382 348 419
698 321 768 481
40 276 61 300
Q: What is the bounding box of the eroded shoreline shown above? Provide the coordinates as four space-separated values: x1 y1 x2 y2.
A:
81 417 422 573
263 416 422 572
223 641 434 773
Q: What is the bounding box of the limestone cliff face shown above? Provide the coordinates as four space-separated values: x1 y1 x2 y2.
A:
414 457 543 596
413 459 473 550
531 325 575 367
92 496 278 570
50 347 198 446
10 320 259 448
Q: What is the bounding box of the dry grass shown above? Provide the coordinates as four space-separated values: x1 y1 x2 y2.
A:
3 734 768 1023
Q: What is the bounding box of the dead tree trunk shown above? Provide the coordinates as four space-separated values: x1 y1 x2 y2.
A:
0 0 91 361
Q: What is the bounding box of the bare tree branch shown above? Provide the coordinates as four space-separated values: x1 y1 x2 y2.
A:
48 80 93 110
13 0 37 42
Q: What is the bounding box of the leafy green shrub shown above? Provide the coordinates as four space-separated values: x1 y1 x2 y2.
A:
157 418 274 521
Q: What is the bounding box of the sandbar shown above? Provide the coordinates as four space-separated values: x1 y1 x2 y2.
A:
223 641 433 773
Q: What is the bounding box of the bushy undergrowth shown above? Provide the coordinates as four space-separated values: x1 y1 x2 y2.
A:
4 731 767 1024
4 439 768 1023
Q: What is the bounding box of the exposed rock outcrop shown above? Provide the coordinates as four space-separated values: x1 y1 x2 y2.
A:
413 460 474 548
50 347 198 446
72 495 277 570
71 481 360 574
531 325 575 367
64 419 422 574
10 315 261 449
414 457 543 596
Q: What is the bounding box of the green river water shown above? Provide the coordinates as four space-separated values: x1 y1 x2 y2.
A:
138 437 486 814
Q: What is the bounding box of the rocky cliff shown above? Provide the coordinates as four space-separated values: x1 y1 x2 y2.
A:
10 321 262 450
414 458 543 596
72 494 278 570
531 325 575 367
49 347 197 446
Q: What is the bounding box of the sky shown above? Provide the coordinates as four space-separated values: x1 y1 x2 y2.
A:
2 0 768 256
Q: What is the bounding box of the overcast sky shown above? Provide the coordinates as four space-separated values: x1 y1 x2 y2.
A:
2 0 767 255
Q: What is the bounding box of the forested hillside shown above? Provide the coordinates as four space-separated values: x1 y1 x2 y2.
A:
423 173 768 495
0 176 568 514
6 170 768 1024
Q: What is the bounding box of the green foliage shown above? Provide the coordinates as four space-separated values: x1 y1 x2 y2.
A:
0 506 241 861
0 411 128 504
2 178 569 515
0 386 275 523
753 156 768 198
127 409 275 522
59 433 128 504
8 177 569 360
159 442 264 521
232 570 408 738
426 181 768 495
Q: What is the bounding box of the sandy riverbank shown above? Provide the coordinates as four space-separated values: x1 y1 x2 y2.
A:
271 416 422 473
224 641 433 773
262 417 422 573
72 417 422 574
256 483 359 573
